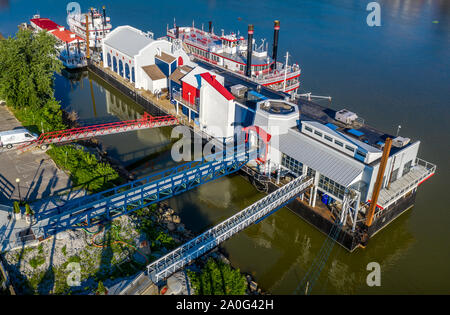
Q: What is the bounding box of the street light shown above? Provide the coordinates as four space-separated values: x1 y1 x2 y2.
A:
15 178 21 202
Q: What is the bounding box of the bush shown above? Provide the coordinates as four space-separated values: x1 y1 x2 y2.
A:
47 145 119 193
188 258 247 295
13 201 21 214
96 281 107 295
25 203 34 216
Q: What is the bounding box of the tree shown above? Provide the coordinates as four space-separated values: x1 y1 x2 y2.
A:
0 29 62 109
96 281 107 295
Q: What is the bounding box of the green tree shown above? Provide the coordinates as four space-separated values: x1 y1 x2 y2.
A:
0 29 62 109
96 281 107 295
188 258 247 295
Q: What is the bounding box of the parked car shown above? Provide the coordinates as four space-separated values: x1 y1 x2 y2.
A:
0 128 39 149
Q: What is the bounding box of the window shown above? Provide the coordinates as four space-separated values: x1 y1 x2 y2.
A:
345 145 355 153
314 130 323 137
402 160 412 176
282 154 303 176
335 140 343 147
356 150 367 158
324 135 333 142
390 168 399 183
319 175 346 200
305 126 313 133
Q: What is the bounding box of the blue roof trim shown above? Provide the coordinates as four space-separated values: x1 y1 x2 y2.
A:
248 90 268 100
347 129 365 137
325 123 339 130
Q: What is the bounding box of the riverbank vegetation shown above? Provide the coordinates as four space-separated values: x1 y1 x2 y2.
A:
188 258 247 295
47 145 120 193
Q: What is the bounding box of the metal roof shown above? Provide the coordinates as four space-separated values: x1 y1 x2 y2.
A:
302 121 381 154
103 26 154 57
279 129 365 187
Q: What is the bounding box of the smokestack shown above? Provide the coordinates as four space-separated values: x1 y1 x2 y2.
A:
176 26 180 39
90 8 94 28
246 24 254 78
209 21 212 33
271 20 280 71
102 6 107 27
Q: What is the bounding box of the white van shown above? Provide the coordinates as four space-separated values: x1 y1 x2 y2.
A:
0 128 39 149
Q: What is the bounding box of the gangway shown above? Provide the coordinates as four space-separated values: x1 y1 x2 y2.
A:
17 113 178 152
146 174 314 283
37 144 257 237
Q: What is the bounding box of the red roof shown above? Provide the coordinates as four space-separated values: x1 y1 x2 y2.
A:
50 29 84 44
200 72 235 101
30 18 60 32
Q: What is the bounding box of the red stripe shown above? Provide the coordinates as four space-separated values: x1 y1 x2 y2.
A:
418 173 434 186
262 74 301 86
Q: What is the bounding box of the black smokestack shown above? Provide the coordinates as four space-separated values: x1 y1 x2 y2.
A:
102 6 107 27
271 20 280 71
246 24 254 77
176 26 180 39
208 21 212 33
90 8 94 28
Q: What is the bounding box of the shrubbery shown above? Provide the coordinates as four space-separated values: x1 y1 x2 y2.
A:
47 145 119 193
188 258 247 295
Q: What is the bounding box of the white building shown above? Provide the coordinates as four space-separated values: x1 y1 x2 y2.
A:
102 25 193 92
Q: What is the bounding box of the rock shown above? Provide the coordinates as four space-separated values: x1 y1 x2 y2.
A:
249 281 258 292
55 231 70 240
172 215 181 224
167 222 176 232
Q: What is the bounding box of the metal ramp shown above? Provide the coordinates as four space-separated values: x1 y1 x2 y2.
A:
17 113 178 152
37 144 257 237
146 174 314 283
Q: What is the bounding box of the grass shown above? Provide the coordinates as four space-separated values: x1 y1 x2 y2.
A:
29 255 46 269
47 145 120 193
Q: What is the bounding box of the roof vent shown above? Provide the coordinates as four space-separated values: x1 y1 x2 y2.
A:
392 136 410 148
335 109 358 124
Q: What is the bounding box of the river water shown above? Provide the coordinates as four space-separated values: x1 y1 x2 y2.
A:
1 0 449 294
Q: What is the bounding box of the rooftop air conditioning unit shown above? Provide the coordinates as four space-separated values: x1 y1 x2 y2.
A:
392 136 410 148
230 84 247 98
335 109 358 125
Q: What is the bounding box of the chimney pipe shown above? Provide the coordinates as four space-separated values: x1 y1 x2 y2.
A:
90 8 94 28
102 6 107 27
271 20 280 71
209 21 212 33
246 24 254 78
176 26 180 39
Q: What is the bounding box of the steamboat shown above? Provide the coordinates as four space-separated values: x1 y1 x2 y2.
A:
166 21 301 94
29 15 87 69
67 6 112 49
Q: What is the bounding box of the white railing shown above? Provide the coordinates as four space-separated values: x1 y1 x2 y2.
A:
375 157 436 212
146 175 313 283
172 91 199 112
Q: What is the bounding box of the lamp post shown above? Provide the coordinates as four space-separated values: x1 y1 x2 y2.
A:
15 178 21 202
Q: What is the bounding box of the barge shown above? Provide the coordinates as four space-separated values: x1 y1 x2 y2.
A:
96 21 436 251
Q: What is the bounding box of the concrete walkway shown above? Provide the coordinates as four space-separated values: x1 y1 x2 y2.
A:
0 104 73 251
